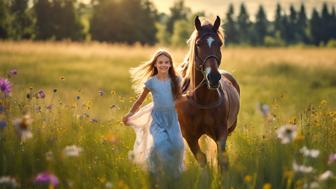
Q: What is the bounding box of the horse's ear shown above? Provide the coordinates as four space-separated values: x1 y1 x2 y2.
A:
195 16 202 31
213 16 221 32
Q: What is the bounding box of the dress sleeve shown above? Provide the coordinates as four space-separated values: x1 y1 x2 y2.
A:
144 78 152 91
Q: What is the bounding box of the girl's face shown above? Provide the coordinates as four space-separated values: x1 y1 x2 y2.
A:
154 55 171 75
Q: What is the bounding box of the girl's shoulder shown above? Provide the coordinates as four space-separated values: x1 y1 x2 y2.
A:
144 76 155 90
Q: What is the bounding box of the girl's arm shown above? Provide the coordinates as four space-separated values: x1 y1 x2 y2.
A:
122 88 150 124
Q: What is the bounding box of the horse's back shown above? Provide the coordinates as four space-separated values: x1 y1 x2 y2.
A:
219 70 240 131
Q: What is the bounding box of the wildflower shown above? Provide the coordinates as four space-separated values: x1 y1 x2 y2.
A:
53 89 57 93
0 176 19 188
37 90 46 99
0 120 7 128
244 175 252 183
328 153 336 164
46 104 53 110
303 182 319 189
0 78 12 95
258 102 270 117
319 170 334 181
276 124 297 144
283 170 293 178
34 171 59 187
13 114 33 142
91 118 98 123
98 89 104 96
46 151 53 161
9 69 17 76
76 96 80 100
292 161 314 174
60 76 65 80
299 146 320 158
102 133 118 144
105 182 113 189
262 183 272 189
63 145 82 157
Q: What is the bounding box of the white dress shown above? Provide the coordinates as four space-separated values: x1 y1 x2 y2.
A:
127 76 184 177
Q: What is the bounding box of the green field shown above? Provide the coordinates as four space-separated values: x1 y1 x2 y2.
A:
0 41 336 189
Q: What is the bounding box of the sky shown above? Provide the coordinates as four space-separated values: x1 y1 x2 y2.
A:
151 0 336 20
80 0 336 20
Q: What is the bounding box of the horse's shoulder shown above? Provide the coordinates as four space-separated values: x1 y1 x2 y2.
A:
219 70 240 94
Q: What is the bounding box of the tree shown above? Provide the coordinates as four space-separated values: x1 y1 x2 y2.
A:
320 3 332 44
34 0 54 39
9 0 34 39
287 4 298 43
237 3 250 44
0 0 10 39
34 0 83 40
90 0 158 44
297 4 308 43
166 0 190 35
254 5 268 45
310 8 322 45
274 3 283 33
223 4 238 45
171 19 192 46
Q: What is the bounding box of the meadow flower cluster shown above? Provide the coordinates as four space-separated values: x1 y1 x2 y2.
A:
0 69 113 188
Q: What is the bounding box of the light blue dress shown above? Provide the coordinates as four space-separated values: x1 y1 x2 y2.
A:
127 75 184 177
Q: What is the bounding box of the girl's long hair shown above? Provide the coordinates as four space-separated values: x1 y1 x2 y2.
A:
129 49 181 100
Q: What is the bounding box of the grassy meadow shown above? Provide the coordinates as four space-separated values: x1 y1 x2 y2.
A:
0 41 336 189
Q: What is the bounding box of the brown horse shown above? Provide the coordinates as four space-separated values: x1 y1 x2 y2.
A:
176 16 240 170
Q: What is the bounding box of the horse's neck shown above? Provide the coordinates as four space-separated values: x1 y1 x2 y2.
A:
192 70 220 105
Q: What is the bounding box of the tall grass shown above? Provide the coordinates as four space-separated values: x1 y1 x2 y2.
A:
0 41 335 189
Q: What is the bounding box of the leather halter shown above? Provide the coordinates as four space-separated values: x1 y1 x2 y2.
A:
186 31 224 109
194 31 221 72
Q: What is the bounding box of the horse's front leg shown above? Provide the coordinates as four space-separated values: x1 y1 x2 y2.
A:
217 123 229 172
185 136 207 167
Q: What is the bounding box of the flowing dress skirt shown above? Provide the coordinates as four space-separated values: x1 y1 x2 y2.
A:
127 103 184 176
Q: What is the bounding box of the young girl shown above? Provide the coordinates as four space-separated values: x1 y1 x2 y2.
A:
122 49 184 179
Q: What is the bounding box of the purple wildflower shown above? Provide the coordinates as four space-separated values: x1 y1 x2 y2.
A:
37 90 46 99
0 120 7 128
0 105 4 113
46 104 53 110
34 172 59 187
9 69 17 76
0 78 12 95
329 153 336 164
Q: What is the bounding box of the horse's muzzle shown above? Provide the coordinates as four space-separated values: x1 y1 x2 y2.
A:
206 71 221 89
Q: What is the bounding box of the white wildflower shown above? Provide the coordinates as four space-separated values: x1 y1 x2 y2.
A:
299 146 320 158
105 182 113 189
319 170 334 181
293 161 314 174
276 124 297 144
63 145 82 157
303 182 319 189
0 176 19 188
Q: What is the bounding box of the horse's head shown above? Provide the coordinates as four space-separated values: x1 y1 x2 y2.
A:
194 16 223 89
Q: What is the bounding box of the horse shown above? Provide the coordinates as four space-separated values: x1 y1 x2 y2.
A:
176 16 240 171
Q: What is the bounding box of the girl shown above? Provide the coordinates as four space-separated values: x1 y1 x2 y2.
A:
122 49 184 179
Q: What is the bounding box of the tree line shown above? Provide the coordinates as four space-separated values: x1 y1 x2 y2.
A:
0 0 336 46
